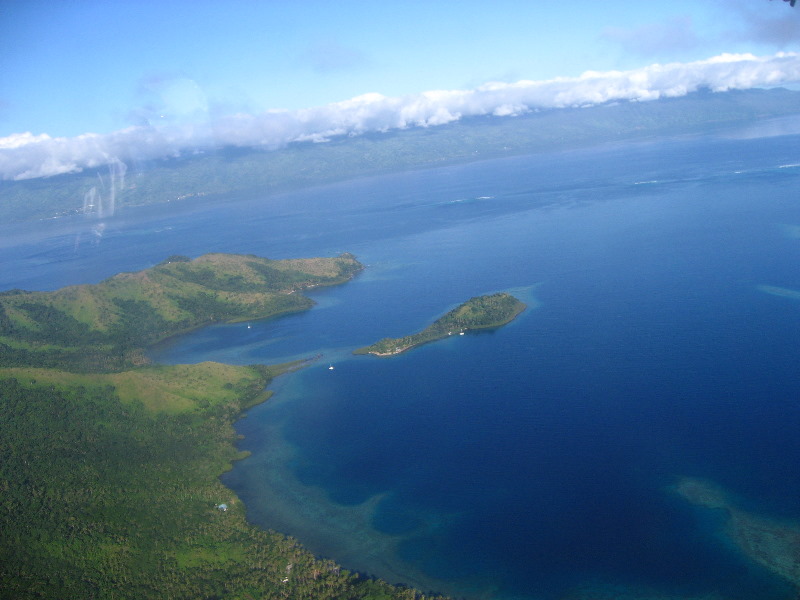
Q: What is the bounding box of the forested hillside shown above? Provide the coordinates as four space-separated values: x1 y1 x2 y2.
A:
0 253 362 371
0 370 442 599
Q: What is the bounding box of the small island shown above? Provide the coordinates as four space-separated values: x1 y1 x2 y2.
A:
354 292 526 356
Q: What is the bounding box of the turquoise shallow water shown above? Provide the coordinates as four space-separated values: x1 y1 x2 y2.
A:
5 123 800 599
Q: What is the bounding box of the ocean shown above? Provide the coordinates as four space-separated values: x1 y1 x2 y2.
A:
4 119 800 599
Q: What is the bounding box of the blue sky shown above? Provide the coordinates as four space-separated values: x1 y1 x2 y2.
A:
1 0 799 179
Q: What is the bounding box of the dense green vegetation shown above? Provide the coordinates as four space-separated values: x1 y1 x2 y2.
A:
2 88 799 223
0 252 447 598
0 369 443 599
0 252 363 371
355 293 525 356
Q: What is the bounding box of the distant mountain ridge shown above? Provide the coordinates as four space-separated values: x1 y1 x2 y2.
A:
2 87 799 224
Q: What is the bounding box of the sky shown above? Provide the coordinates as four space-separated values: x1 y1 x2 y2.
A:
1 0 799 180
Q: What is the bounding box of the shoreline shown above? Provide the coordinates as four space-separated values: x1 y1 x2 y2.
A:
0 252 448 599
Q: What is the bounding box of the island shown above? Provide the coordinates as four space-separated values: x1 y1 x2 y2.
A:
354 292 526 356
0 253 447 600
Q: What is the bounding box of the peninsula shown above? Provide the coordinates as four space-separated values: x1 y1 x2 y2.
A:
0 251 363 371
0 253 446 599
354 292 526 357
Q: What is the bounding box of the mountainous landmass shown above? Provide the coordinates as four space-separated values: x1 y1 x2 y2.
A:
2 88 799 224
355 293 526 356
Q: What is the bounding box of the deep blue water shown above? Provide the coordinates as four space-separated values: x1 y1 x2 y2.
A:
4 120 800 599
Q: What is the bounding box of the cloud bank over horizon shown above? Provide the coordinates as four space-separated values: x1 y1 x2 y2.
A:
2 52 799 181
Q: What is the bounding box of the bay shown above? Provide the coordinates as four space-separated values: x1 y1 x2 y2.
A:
4 123 800 599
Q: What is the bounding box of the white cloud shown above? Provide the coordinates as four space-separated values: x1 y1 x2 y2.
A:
0 132 52 150
2 52 800 181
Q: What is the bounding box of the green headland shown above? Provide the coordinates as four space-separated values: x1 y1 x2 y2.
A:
0 253 446 600
354 292 526 357
0 252 362 372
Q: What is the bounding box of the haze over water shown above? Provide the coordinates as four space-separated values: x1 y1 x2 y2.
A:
5 120 800 599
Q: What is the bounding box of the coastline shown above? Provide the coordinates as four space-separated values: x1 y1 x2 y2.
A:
0 253 449 599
